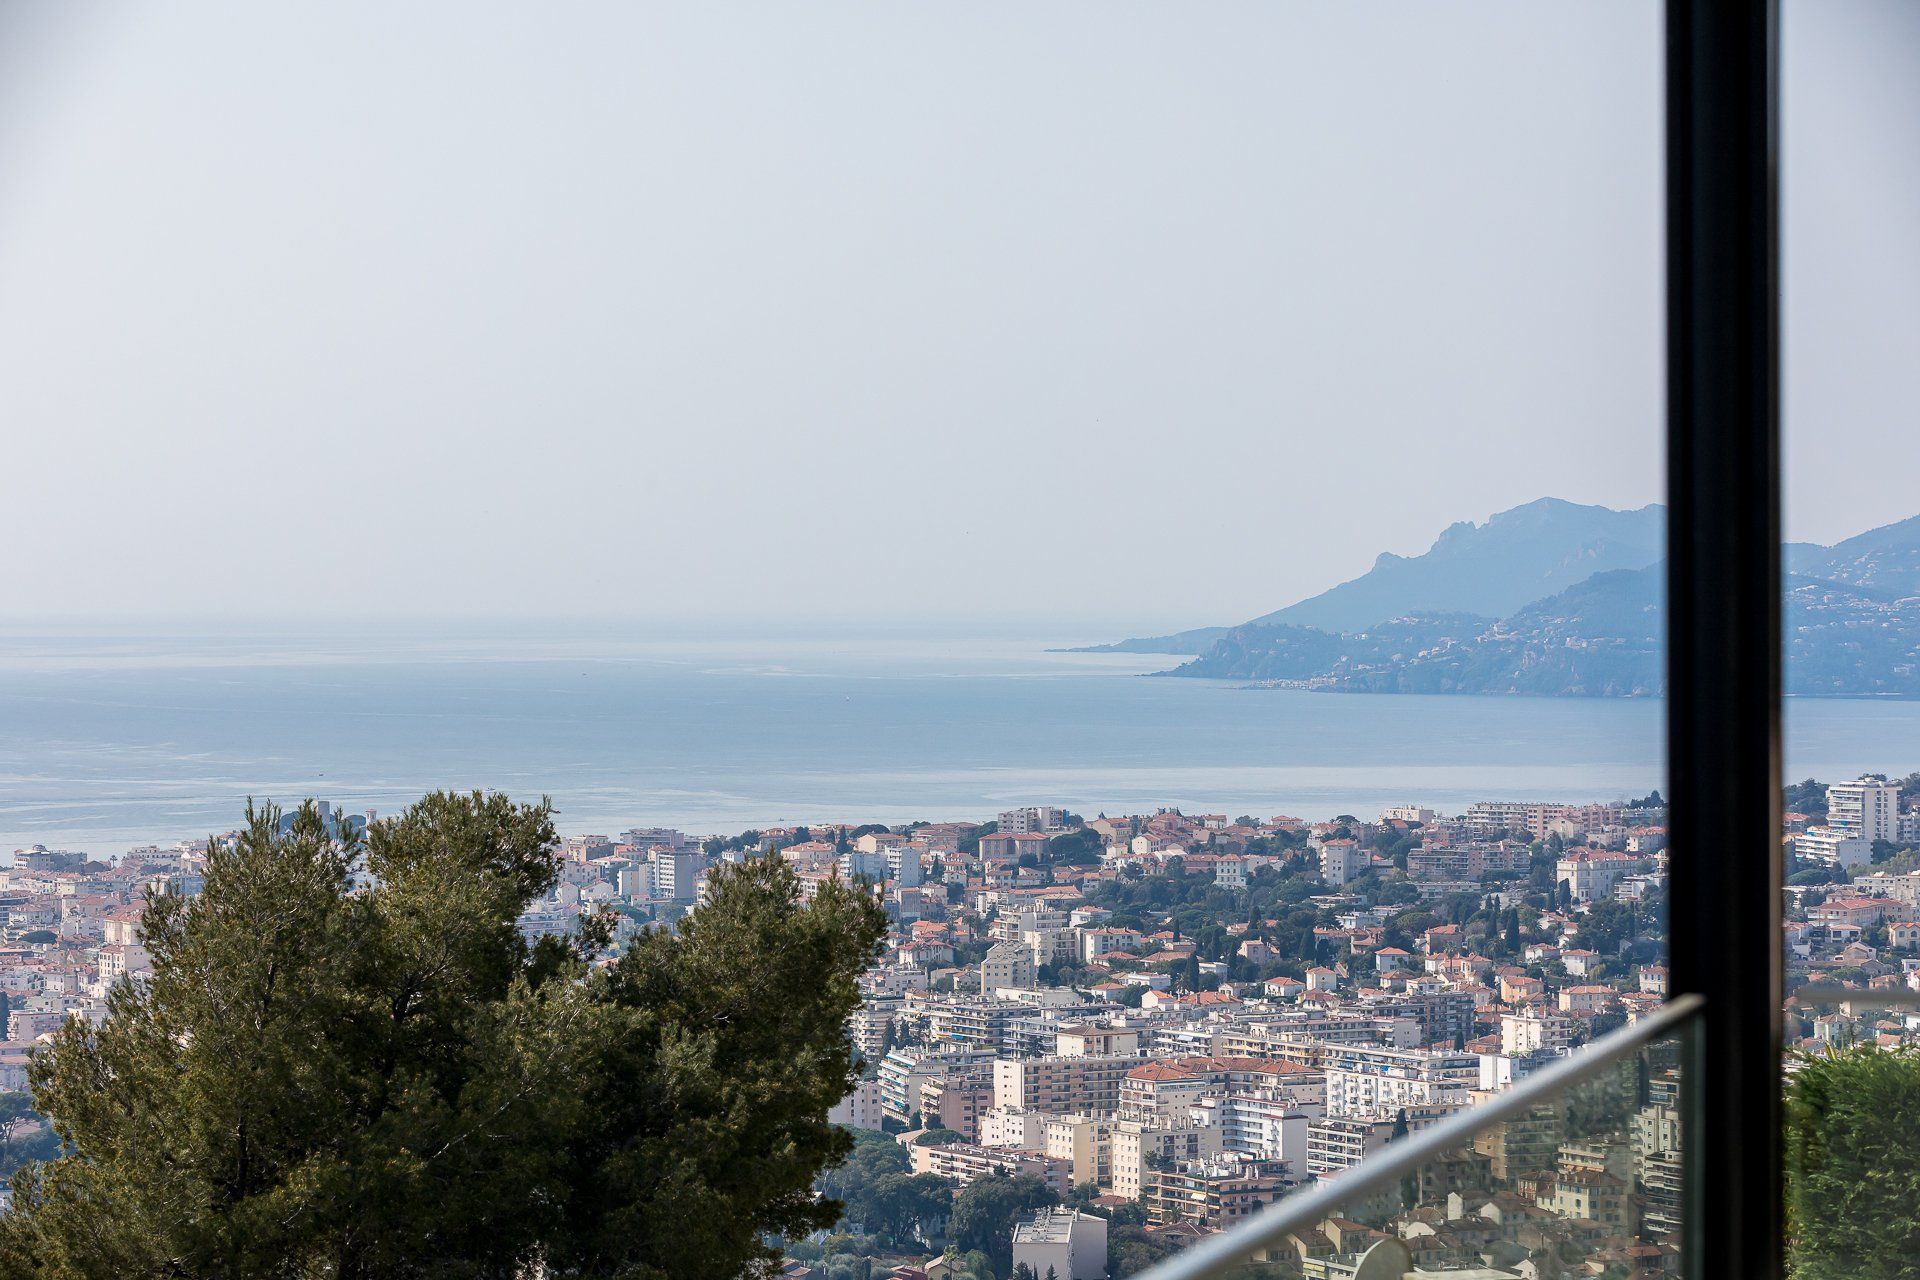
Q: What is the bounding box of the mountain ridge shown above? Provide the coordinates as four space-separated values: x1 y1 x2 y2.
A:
1080 500 1920 697
1074 497 1666 654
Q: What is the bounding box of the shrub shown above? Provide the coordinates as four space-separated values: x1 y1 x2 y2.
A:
1785 1045 1920 1279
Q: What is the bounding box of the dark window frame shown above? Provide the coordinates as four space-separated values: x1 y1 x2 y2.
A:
1664 2 1783 1276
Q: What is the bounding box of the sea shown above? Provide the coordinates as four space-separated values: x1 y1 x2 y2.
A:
2 626 1916 857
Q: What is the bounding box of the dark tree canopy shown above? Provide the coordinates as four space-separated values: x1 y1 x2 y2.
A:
0 794 885 1280
948 1174 1057 1277
1786 1045 1920 1280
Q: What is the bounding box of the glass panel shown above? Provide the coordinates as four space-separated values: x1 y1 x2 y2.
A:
1132 1025 1689 1279
1781 3 1920 1277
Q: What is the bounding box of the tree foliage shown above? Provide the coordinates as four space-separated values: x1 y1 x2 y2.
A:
948 1175 1056 1277
815 1130 953 1253
0 794 885 1280
1786 1045 1920 1280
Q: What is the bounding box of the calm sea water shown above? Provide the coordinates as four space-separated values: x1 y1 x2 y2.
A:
1 628 1914 856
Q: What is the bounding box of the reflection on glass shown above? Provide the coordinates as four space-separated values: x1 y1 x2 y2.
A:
1108 1031 1686 1279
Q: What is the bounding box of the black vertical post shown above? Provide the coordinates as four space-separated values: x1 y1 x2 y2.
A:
1666 1 1782 1277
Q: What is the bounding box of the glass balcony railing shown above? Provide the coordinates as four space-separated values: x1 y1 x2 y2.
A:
1123 996 1700 1280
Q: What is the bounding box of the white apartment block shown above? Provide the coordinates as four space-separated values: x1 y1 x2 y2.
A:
1214 1091 1315 1174
978 1106 1048 1150
1501 1011 1580 1057
1827 777 1901 844
1011 1208 1107 1280
884 843 924 887
879 1047 997 1123
1795 827 1872 869
999 807 1069 834
827 1079 886 1131
1556 852 1640 903
981 941 1037 992
1322 1045 1479 1119
1856 870 1920 907
1306 1109 1445 1178
652 851 710 902
1318 840 1367 888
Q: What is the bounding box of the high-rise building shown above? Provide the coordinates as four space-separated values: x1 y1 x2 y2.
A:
1826 777 1901 844
884 842 923 887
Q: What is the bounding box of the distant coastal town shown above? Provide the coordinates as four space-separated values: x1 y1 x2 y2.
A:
7 775 1916 1277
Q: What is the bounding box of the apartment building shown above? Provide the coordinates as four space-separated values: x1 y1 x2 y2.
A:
1321 1045 1479 1119
1043 1113 1110 1187
1055 1024 1142 1057
978 832 1050 862
1406 843 1530 881
1555 851 1641 903
1144 1162 1285 1229
827 1079 886 1131
651 850 711 902
1468 1098 1561 1180
995 1053 1138 1117
1466 802 1636 842
1853 870 1920 907
1011 1207 1106 1280
1545 1168 1636 1232
883 843 924 887
1110 1119 1224 1201
998 807 1069 835
1305 1108 1447 1178
1213 1091 1315 1173
1827 777 1901 843
1357 990 1478 1048
978 1106 1047 1150
1117 1057 1323 1125
879 1047 997 1124
992 907 1071 942
1318 840 1368 888
913 996 1027 1050
919 1066 994 1140
849 1005 893 1062
1633 1099 1685 1236
981 941 1037 993
1500 1011 1580 1056
1117 1060 1217 1124
909 1140 1072 1194
1795 826 1872 869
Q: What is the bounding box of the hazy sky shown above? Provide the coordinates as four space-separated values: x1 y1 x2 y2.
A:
0 2 1913 632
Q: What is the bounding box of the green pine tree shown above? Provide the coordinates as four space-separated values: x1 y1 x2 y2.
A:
0 793 885 1279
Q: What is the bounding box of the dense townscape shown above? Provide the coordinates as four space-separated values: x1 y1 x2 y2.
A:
6 774 1916 1278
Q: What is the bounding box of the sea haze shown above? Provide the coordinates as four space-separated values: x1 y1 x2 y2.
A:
0 628 1913 856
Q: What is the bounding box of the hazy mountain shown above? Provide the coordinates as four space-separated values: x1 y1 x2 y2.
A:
1246 498 1666 633
1788 513 1920 599
1165 569 1664 696
1073 498 1666 653
1162 546 1920 697
1785 573 1920 697
1080 501 1920 696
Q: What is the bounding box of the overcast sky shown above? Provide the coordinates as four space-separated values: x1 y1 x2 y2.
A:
0 2 1912 632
